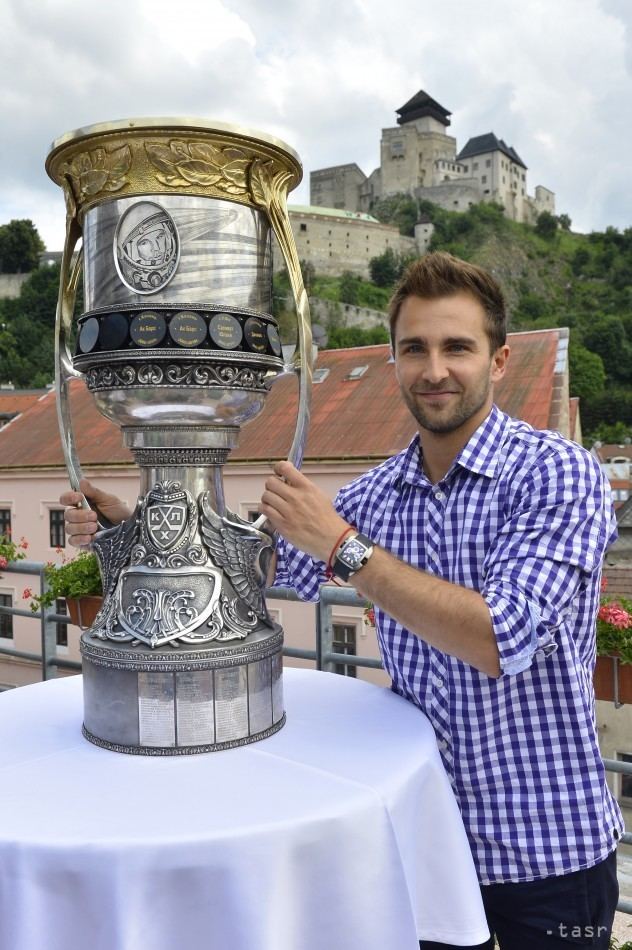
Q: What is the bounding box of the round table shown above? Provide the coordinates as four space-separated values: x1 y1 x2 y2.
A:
0 668 488 949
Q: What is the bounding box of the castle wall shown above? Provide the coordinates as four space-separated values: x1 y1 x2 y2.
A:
310 164 367 212
416 179 482 213
380 125 457 197
272 209 416 279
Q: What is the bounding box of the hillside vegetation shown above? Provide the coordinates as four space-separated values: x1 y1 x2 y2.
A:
1 206 631 442
284 200 632 442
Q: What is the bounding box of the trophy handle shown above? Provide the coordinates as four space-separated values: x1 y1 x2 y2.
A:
251 171 313 533
54 196 116 530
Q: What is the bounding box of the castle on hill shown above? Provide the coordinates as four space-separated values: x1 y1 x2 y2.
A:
310 90 555 225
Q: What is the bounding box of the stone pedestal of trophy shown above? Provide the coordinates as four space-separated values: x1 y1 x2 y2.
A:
46 119 311 754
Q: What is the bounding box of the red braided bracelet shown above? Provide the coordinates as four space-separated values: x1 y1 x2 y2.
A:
325 526 356 581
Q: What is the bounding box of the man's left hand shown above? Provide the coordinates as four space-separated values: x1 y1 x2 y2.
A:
260 460 350 562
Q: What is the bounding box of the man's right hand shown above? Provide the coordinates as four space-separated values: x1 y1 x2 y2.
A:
61 478 131 548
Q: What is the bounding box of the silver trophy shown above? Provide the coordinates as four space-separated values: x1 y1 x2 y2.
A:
46 118 311 754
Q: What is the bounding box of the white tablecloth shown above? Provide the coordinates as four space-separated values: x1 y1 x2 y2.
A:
0 668 488 950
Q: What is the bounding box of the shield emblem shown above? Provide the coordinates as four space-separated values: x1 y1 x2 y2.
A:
147 501 188 550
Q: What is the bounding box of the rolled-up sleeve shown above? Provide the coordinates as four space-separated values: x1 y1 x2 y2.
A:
481 448 616 675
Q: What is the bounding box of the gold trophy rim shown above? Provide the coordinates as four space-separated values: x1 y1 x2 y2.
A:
45 115 302 184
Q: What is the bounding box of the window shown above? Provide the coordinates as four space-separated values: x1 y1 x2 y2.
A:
49 509 66 548
481 175 487 184
486 159 491 167
0 509 10 539
332 623 357 677
56 598 68 647
0 594 13 639
473 162 479 171
300 223 307 232
618 752 632 803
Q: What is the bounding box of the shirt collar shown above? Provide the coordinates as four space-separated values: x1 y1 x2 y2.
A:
391 405 510 488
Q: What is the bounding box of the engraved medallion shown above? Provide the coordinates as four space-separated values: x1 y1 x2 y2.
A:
209 312 243 349
266 323 282 356
78 317 100 354
130 311 167 347
98 312 129 350
169 311 206 348
114 201 180 295
243 317 267 353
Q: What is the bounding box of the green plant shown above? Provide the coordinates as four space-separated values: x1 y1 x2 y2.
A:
27 551 102 611
0 534 28 572
597 580 632 664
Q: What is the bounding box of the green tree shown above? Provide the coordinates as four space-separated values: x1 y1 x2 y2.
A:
557 213 572 231
326 325 389 349
369 248 399 287
0 219 45 273
568 342 606 403
582 315 631 383
371 193 419 236
535 211 557 240
339 270 361 305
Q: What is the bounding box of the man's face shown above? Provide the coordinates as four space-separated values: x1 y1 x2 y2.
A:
393 292 509 437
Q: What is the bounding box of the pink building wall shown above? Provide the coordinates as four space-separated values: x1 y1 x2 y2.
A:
0 461 388 688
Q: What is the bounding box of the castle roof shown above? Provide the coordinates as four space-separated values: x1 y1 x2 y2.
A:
289 205 380 224
457 133 527 169
396 90 451 128
0 328 573 471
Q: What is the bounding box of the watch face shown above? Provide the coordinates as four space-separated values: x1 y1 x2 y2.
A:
340 538 367 569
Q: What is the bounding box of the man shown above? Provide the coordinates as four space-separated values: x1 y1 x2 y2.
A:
64 253 621 949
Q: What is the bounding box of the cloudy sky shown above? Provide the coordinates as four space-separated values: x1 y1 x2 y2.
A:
1 0 631 250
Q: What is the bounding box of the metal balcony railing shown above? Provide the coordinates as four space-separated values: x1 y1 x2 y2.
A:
0 560 631 915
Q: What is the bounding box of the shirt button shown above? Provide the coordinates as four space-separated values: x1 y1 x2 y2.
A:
433 675 444 689
433 489 446 501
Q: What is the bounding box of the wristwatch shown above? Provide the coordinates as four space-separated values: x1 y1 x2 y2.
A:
332 533 374 582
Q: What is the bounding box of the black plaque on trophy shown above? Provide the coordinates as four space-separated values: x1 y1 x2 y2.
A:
169 311 206 348
209 312 243 350
130 311 167 347
266 324 282 357
78 317 100 354
244 317 267 353
99 312 129 350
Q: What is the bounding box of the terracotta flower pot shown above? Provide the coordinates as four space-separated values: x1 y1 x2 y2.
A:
593 655 632 704
66 596 103 630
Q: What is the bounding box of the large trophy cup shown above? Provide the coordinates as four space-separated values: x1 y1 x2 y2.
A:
46 118 311 754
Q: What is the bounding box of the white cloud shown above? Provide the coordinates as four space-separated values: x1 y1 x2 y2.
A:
1 0 630 248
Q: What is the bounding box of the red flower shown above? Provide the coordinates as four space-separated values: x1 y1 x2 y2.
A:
0 557 7 570
598 603 632 630
19 537 28 550
22 587 33 599
600 576 608 593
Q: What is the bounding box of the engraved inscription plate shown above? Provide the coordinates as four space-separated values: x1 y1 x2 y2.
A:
247 657 273 734
138 671 176 746
209 312 243 349
215 666 249 742
271 652 283 724
176 670 215 745
130 311 167 347
243 317 267 353
170 311 206 348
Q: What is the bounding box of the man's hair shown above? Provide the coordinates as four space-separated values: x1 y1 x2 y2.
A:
388 251 507 352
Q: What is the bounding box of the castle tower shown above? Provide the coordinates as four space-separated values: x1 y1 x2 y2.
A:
379 91 458 199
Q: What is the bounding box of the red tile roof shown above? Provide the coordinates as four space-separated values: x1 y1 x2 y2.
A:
0 390 48 421
0 328 570 470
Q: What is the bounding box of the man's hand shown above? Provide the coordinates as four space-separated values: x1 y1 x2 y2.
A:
61 479 131 548
260 461 350 563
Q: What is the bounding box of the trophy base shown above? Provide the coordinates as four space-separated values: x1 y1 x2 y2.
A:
80 626 284 755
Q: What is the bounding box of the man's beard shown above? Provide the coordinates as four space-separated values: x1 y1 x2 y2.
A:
401 377 492 435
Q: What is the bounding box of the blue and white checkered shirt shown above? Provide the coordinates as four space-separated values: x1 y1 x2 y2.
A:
275 405 624 884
